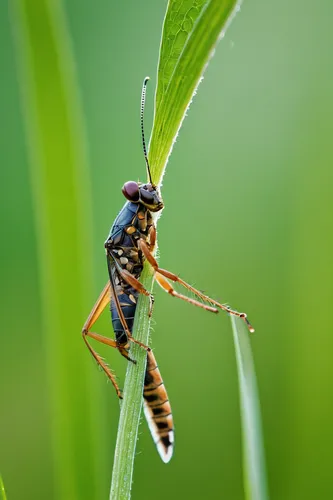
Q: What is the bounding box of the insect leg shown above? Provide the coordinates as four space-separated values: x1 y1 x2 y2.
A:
147 221 157 251
82 283 135 363
115 233 212 316
119 268 155 316
113 264 151 297
155 273 217 313
139 238 254 332
82 282 123 398
86 331 136 364
113 263 155 316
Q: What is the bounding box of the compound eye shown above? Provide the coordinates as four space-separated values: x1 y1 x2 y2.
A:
122 181 140 202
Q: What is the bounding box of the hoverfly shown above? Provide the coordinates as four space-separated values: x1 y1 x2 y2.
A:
82 77 254 463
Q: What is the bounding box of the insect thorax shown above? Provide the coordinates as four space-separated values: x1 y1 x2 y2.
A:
105 201 154 342
106 201 152 269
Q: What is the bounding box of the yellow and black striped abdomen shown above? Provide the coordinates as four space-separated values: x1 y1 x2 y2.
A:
143 351 174 463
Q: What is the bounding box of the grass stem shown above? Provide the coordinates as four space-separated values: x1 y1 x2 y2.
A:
109 265 154 500
231 316 269 500
0 476 7 500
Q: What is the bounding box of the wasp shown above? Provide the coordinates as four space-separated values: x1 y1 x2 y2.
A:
82 77 254 463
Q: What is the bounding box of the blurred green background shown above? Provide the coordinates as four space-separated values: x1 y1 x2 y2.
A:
2 0 333 499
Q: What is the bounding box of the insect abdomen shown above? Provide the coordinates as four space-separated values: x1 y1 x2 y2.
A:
110 288 138 345
143 351 174 463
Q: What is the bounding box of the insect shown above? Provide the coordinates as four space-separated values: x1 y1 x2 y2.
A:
82 77 254 463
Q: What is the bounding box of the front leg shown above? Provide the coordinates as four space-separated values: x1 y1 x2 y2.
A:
147 224 157 253
138 238 255 332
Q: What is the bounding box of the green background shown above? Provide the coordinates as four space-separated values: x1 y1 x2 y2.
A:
2 0 333 499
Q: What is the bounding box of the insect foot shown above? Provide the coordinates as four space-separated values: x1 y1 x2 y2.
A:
239 312 255 333
128 336 151 352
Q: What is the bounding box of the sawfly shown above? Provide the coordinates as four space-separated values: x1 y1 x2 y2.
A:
82 77 254 463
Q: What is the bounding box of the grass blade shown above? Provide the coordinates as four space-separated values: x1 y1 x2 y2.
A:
110 1 241 498
11 1 101 498
0 476 7 500
231 316 269 500
109 265 154 500
149 0 242 182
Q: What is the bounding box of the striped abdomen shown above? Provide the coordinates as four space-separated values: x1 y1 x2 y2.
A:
143 350 174 463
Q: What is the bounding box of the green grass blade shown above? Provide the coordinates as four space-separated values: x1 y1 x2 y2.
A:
110 1 241 498
149 0 242 183
0 476 7 500
109 265 154 500
11 1 101 498
231 316 269 500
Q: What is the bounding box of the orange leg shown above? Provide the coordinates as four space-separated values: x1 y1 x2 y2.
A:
155 273 218 313
139 237 254 333
82 282 140 397
112 258 155 317
82 282 125 398
82 284 139 366
108 264 151 353
148 222 156 251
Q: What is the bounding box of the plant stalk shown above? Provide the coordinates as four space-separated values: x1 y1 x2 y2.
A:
0 475 7 500
231 316 269 500
110 264 154 500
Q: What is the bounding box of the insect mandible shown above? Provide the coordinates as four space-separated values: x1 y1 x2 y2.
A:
82 77 254 463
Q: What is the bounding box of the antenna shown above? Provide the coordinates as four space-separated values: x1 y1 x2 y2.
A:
141 76 153 185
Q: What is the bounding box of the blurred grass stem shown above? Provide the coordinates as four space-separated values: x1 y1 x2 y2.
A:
0 476 7 500
11 0 101 498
